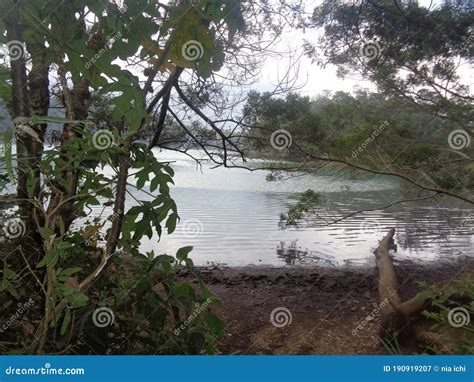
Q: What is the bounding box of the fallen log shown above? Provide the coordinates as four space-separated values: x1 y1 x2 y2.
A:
373 229 445 352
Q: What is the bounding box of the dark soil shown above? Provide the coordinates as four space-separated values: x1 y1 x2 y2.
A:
193 257 474 354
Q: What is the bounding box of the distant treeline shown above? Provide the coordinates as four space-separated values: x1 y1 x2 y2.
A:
242 89 473 191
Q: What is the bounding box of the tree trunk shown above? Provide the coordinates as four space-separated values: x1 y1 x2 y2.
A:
3 0 47 262
24 33 51 255
373 229 461 353
45 77 90 232
5 1 31 223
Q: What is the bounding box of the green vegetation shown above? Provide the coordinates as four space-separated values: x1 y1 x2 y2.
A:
0 0 472 356
279 189 321 226
244 89 473 193
420 277 474 354
0 0 242 354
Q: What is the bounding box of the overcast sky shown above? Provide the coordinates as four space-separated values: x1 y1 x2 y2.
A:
253 0 473 98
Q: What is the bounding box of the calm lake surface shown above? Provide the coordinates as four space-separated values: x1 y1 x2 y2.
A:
91 149 473 267
3 144 472 267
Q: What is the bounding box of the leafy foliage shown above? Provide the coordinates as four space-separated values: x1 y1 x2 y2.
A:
419 277 474 354
306 0 473 127
0 0 245 354
280 189 321 226
244 89 474 193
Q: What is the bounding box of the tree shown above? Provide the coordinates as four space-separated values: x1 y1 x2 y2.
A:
292 0 474 353
250 0 474 207
0 0 303 354
306 0 473 128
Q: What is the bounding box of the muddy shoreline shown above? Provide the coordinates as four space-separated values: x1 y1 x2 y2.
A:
187 257 474 354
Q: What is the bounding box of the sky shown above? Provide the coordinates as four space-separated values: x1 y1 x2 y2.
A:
255 27 372 96
254 0 374 96
252 0 473 98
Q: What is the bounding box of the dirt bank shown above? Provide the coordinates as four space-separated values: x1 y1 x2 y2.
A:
190 257 474 354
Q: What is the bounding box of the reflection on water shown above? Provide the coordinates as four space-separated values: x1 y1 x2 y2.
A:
91 149 473 267
276 241 336 266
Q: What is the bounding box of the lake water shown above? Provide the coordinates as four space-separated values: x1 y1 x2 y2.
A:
2 144 472 267
90 149 473 267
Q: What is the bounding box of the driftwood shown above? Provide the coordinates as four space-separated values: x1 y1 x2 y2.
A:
374 229 458 353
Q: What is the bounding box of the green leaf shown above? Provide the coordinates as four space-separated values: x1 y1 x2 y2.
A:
60 308 71 336
59 217 66 236
61 267 82 276
135 170 148 190
26 170 38 198
36 250 58 268
38 227 55 241
205 311 224 334
176 246 193 261
166 212 178 234
163 165 174 177
161 259 173 275
135 279 153 296
7 285 20 299
15 116 93 126
173 282 195 299
65 290 89 309
97 187 114 198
